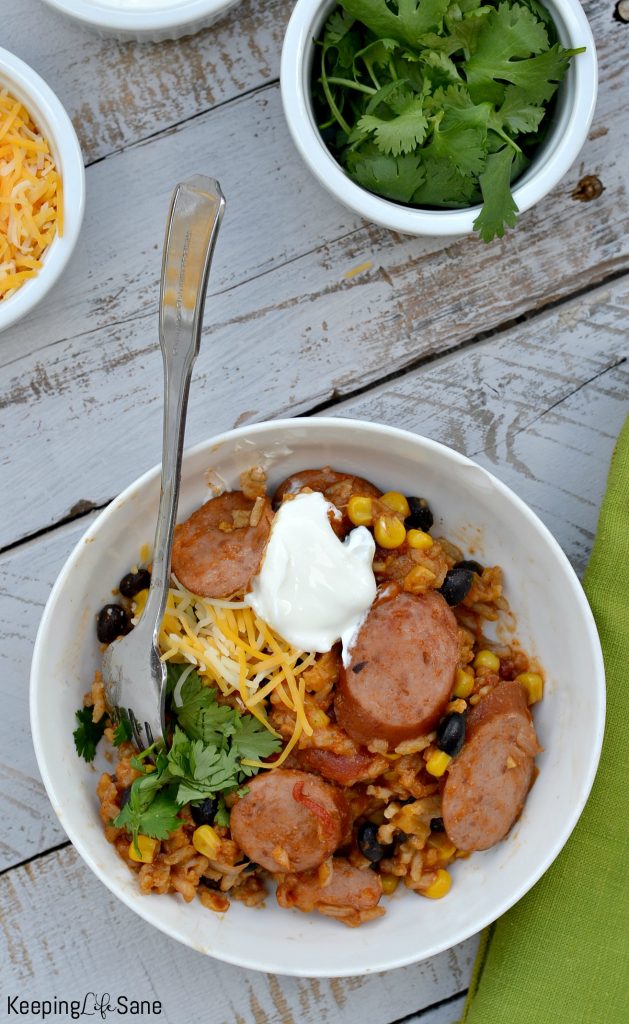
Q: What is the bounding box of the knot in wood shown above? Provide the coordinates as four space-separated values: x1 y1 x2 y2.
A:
614 1 629 23
571 175 605 202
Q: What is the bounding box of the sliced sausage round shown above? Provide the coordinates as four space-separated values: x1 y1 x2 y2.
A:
171 491 272 599
335 590 459 748
229 769 349 874
442 681 541 852
276 858 383 923
272 467 381 536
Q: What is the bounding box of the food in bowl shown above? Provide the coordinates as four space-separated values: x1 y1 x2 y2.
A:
75 463 545 927
0 87 63 301
310 0 585 240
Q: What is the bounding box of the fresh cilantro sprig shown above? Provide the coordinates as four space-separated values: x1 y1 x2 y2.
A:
73 707 106 763
111 668 281 845
312 0 585 240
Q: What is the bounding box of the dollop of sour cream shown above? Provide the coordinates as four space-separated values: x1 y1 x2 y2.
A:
245 491 376 654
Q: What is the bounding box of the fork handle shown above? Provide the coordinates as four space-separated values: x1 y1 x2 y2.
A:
143 177 226 634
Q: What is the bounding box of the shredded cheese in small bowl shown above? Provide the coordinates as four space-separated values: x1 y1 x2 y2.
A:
0 88 63 302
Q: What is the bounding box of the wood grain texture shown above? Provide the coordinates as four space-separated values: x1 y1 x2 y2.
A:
3 0 289 163
0 844 478 1022
1 0 627 546
1 278 626 871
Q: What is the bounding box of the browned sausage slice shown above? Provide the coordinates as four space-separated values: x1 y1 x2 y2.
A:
276 858 384 926
229 769 349 873
171 491 272 599
273 467 381 536
335 590 459 748
442 681 541 852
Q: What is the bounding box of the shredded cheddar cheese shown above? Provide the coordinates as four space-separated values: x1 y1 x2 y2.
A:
132 578 317 767
0 88 63 301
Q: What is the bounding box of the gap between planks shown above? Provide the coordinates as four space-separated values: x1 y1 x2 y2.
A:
2 264 626 561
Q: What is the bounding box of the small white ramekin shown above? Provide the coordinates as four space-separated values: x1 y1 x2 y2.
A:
0 49 85 334
281 0 598 236
39 0 241 42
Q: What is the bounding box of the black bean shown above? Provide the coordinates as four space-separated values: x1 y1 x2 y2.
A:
199 876 221 890
119 568 151 598
357 821 389 864
190 797 218 826
96 604 131 644
118 786 132 809
454 559 484 576
439 566 474 606
436 712 466 757
404 496 434 533
430 817 445 833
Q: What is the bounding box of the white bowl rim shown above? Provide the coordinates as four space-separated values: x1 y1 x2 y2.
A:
30 416 606 975
280 0 598 236
40 0 239 32
0 47 85 332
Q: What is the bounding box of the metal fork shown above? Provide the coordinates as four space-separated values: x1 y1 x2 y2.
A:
102 176 226 750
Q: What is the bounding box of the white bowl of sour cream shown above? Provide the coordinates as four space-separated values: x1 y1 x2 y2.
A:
40 0 241 41
31 417 605 976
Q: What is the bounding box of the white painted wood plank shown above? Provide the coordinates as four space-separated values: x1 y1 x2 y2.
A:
3 0 289 163
0 845 479 1023
0 517 97 869
0 0 624 380
1 278 626 869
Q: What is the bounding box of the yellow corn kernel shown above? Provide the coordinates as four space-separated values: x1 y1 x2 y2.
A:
381 874 399 896
403 564 437 594
426 750 452 777
128 835 159 864
406 528 433 550
453 667 474 698
422 869 452 899
132 588 149 619
515 672 544 705
381 491 411 518
374 515 406 549
428 833 457 860
307 706 330 729
192 825 221 859
473 649 500 673
347 495 374 527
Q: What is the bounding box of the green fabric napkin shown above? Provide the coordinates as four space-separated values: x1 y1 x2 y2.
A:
460 415 629 1024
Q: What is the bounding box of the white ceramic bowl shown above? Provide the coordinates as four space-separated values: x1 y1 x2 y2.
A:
40 0 241 42
281 0 598 236
31 418 605 976
0 49 85 334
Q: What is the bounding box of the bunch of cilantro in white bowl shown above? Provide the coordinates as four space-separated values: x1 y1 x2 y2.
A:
281 0 597 239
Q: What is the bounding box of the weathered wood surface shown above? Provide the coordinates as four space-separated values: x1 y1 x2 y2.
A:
0 844 476 1023
2 277 626 872
5 0 289 163
0 1 627 546
2 0 628 1018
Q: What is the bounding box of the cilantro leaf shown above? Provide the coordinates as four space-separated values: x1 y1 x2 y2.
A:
340 0 451 48
231 715 282 761
348 149 425 202
113 717 132 747
114 785 181 847
358 95 429 155
167 727 242 800
491 84 546 135
172 671 235 744
465 5 563 104
73 707 106 763
412 156 478 207
473 146 518 241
